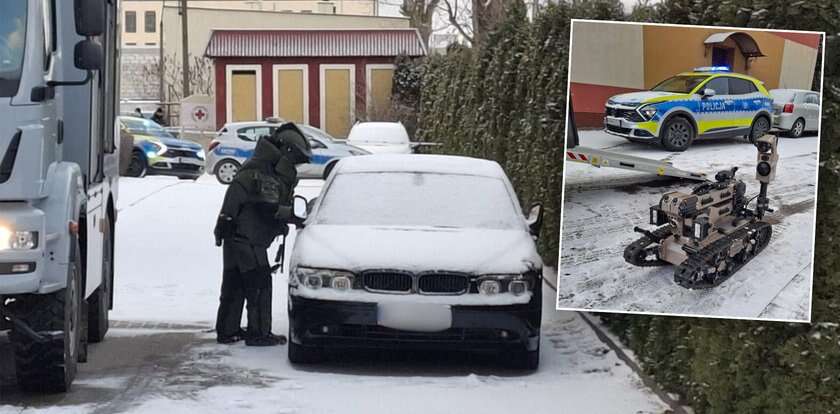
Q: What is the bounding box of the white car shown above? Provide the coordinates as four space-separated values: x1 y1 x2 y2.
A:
346 122 412 154
206 120 368 184
287 154 545 369
770 89 821 138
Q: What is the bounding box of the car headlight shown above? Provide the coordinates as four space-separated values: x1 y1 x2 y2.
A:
294 267 356 291
197 149 206 159
477 274 534 296
348 149 368 156
146 141 167 158
478 279 501 295
639 105 658 120
0 226 38 250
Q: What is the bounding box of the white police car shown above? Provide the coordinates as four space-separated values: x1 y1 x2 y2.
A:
206 119 369 184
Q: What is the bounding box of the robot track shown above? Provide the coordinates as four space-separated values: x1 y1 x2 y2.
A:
674 221 772 289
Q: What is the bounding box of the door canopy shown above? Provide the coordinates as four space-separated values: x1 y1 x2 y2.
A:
704 32 765 58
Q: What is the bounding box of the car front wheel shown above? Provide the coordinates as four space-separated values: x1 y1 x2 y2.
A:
660 117 694 151
126 150 147 177
214 160 240 185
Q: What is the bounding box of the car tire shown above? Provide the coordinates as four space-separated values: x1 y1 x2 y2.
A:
660 117 694 152
214 160 240 185
789 118 805 138
749 115 771 143
10 237 83 393
126 150 147 178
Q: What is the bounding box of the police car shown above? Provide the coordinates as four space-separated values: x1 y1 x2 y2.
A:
604 67 773 151
206 119 369 184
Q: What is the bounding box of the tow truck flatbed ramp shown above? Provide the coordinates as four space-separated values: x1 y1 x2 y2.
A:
565 147 708 181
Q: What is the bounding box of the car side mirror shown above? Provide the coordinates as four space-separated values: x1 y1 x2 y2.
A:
74 0 105 36
294 195 309 222
74 40 103 71
702 88 716 98
526 203 544 238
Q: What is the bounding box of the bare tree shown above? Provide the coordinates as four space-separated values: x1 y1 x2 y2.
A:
441 0 474 44
143 53 214 102
401 0 442 48
472 0 513 46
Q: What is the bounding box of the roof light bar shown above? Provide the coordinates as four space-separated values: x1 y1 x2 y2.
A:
694 66 731 72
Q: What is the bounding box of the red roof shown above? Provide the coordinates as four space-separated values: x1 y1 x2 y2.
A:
205 29 427 58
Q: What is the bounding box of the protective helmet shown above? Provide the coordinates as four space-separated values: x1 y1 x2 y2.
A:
268 123 312 164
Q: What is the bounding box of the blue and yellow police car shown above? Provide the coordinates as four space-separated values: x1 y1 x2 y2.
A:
604 67 774 151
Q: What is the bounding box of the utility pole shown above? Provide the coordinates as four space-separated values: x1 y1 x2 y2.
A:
180 0 190 99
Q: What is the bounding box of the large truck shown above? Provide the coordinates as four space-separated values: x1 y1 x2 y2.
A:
0 0 120 392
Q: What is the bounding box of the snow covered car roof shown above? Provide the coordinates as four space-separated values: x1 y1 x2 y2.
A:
334 154 506 178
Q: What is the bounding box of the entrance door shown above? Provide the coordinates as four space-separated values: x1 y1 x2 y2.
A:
274 65 307 124
227 66 262 123
320 65 355 138
711 46 734 69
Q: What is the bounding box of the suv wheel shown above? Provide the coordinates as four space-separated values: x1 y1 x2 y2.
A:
661 117 694 151
749 116 771 143
126 150 147 177
214 160 240 185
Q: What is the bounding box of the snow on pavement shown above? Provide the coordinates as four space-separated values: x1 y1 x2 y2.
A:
10 174 669 413
558 130 817 321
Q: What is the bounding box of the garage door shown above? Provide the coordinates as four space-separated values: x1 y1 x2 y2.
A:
275 67 307 124
231 70 258 122
322 66 354 138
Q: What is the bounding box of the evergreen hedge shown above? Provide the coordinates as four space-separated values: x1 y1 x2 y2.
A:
395 0 840 412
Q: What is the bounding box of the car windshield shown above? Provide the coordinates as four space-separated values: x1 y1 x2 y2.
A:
315 172 522 229
651 75 710 94
770 90 797 103
0 0 27 97
122 117 174 138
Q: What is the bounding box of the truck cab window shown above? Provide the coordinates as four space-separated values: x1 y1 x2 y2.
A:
0 0 27 97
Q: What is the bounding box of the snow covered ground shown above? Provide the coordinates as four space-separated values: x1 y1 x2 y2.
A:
1 175 669 413
558 130 817 321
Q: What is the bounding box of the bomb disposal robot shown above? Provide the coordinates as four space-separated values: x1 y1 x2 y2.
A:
624 135 779 288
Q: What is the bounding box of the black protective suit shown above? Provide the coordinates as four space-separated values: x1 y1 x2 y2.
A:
214 124 307 345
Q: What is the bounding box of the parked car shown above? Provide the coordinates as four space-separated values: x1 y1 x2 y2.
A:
287 154 545 369
603 67 773 151
119 116 206 179
346 122 412 154
769 89 821 138
206 120 369 184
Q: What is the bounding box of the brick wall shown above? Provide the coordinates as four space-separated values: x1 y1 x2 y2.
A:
120 48 161 101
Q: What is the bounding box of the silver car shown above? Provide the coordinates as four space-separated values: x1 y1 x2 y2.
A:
770 89 820 138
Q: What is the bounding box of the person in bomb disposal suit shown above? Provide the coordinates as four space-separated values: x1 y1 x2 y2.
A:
213 123 311 346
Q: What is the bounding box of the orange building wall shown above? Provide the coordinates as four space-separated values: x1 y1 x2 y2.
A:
642 26 786 89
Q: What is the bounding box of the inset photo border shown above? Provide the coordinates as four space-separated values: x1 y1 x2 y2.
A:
556 19 825 323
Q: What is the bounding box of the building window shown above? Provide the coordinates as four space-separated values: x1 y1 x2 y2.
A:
144 11 156 33
125 11 136 33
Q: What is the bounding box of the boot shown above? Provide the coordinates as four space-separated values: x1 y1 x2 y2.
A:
245 335 282 347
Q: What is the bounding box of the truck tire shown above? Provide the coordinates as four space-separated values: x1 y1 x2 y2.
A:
10 238 83 393
88 214 112 343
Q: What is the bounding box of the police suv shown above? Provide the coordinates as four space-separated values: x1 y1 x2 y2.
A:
604 67 773 151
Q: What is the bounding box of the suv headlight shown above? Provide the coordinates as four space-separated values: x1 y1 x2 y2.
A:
639 105 658 120
0 227 38 250
294 267 356 291
477 274 534 296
